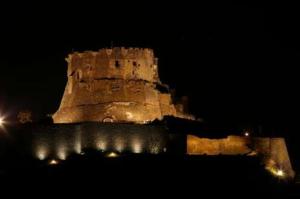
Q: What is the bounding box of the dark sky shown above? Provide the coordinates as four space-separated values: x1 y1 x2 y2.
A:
0 1 299 132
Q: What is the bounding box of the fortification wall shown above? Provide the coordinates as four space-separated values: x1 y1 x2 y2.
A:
6 123 169 161
66 47 159 83
53 47 194 124
53 103 163 123
253 137 295 179
60 80 160 109
187 135 252 155
187 135 295 179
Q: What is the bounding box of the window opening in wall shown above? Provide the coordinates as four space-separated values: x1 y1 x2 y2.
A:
115 60 120 68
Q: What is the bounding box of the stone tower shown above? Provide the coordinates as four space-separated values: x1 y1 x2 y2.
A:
53 47 194 123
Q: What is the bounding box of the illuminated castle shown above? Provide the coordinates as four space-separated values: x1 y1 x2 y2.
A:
0 47 295 182
53 47 194 124
26 47 295 180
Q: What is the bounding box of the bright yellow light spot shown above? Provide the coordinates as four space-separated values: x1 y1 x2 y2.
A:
244 132 249 137
266 165 285 178
49 159 59 165
106 152 118 158
276 169 285 177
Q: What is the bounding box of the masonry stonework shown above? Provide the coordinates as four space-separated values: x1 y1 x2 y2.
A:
53 47 194 123
187 135 295 179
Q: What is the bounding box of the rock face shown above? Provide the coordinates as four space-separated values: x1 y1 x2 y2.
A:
53 47 194 124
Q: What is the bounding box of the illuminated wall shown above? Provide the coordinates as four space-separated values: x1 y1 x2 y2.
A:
187 135 252 155
187 134 295 179
28 123 169 160
53 47 195 124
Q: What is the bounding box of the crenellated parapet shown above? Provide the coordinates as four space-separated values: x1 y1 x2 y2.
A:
66 47 160 83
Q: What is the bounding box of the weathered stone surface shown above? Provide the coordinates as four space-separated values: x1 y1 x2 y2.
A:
53 47 194 123
253 137 295 179
187 135 295 179
187 135 252 155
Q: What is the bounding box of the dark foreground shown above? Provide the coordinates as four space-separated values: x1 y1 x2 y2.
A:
0 153 299 197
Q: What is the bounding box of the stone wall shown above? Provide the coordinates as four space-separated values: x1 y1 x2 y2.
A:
187 135 295 179
253 137 295 179
7 123 169 160
187 135 252 155
53 47 194 124
65 48 159 83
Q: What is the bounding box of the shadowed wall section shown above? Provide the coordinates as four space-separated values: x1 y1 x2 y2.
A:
9 123 169 160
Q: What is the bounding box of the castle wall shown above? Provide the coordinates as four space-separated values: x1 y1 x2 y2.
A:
53 103 163 123
53 47 193 124
187 135 295 179
253 137 295 179
66 48 159 83
187 135 252 155
8 123 169 161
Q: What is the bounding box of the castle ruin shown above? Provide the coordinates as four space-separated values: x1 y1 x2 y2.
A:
49 47 294 179
53 47 194 123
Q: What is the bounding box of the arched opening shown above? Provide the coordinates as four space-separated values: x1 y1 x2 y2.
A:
103 117 114 123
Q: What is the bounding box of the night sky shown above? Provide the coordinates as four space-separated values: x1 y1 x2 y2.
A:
0 1 299 134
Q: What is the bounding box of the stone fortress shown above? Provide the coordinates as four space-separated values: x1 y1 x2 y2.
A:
53 47 194 124
0 47 292 180
49 47 296 179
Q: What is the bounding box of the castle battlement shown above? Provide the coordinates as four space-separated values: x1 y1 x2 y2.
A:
65 47 159 83
67 47 155 61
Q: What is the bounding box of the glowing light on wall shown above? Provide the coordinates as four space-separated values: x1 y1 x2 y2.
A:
74 127 82 154
0 117 4 126
276 169 285 177
0 115 7 131
115 144 124 152
57 146 67 160
267 166 285 178
36 146 48 160
74 141 82 154
114 137 125 152
132 139 142 153
96 140 107 151
149 144 160 154
265 160 286 179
